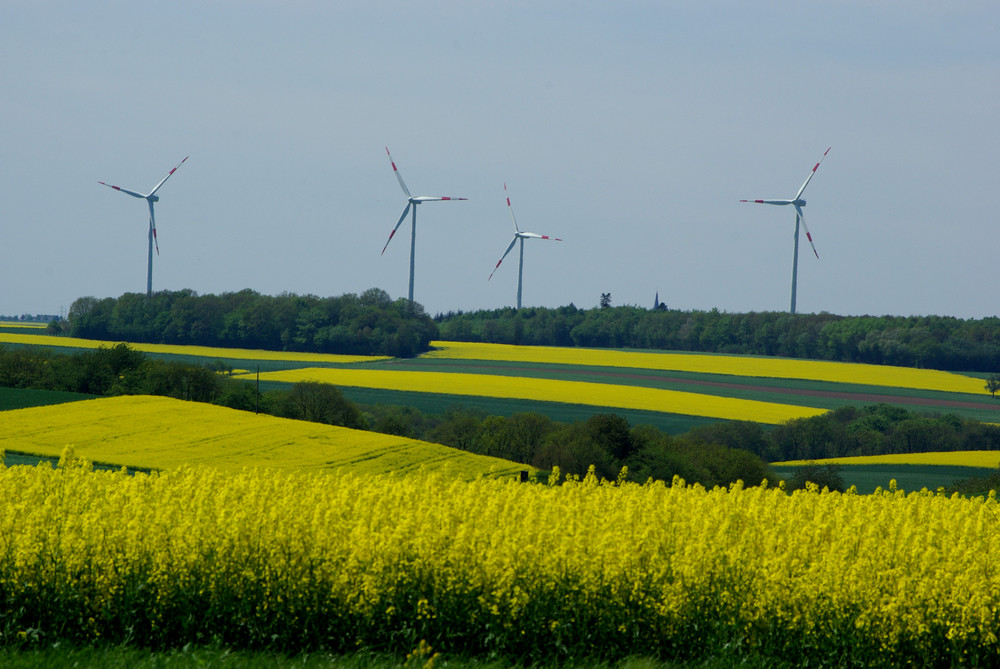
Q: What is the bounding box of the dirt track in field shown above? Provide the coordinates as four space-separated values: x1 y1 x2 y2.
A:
394 361 999 412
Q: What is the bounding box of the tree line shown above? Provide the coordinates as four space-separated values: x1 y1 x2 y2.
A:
687 403 1000 462
63 288 438 358
59 288 1000 372
435 305 1000 372
361 401 1000 484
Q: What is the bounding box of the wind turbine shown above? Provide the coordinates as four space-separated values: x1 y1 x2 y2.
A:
380 147 466 304
99 156 188 297
489 183 562 309
740 147 830 314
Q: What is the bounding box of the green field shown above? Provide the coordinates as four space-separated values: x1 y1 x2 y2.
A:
772 463 996 494
0 449 152 474
0 386 97 410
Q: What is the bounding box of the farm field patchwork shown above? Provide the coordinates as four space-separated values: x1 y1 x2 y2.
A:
0 395 528 478
426 341 988 395
777 450 1000 469
246 367 828 425
5 331 1000 428
773 452 1000 495
0 321 47 330
3 464 1000 664
772 463 996 496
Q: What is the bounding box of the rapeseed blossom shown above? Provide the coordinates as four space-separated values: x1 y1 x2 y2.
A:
1 461 998 665
0 396 526 478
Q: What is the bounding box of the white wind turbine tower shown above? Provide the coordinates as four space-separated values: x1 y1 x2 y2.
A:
99 156 188 297
489 183 563 309
381 147 467 304
740 147 830 314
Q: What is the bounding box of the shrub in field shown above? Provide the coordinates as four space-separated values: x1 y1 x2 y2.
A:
784 462 845 493
3 460 1000 665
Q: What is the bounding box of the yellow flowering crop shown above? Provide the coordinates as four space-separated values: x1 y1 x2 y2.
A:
0 321 46 329
427 341 985 395
0 465 998 664
246 367 826 424
0 395 527 478
0 332 389 364
776 450 1000 468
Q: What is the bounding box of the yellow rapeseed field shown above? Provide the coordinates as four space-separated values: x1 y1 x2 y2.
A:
0 332 389 364
776 451 1000 468
0 395 527 478
247 367 827 424
0 321 46 329
0 463 997 663
426 340 986 395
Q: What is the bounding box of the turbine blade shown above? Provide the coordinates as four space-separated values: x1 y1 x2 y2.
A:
149 201 159 256
794 147 831 200
489 237 518 280
381 202 411 255
98 181 146 199
740 199 792 205
411 196 467 202
504 182 520 232
520 231 562 241
385 147 411 198
149 156 189 197
794 205 818 258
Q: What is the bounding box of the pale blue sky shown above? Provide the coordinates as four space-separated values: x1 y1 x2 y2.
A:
2 1 998 319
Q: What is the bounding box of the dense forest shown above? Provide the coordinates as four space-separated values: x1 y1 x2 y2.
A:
435 304 1000 372
61 288 1000 372
64 288 437 358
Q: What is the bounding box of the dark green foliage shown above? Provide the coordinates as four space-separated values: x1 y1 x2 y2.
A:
364 404 427 438
425 407 486 451
784 462 846 492
436 306 1000 373
532 423 617 480
948 467 1000 497
469 411 552 463
684 421 777 461
142 360 221 402
274 381 368 429
628 425 715 485
585 413 637 461
68 288 438 357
